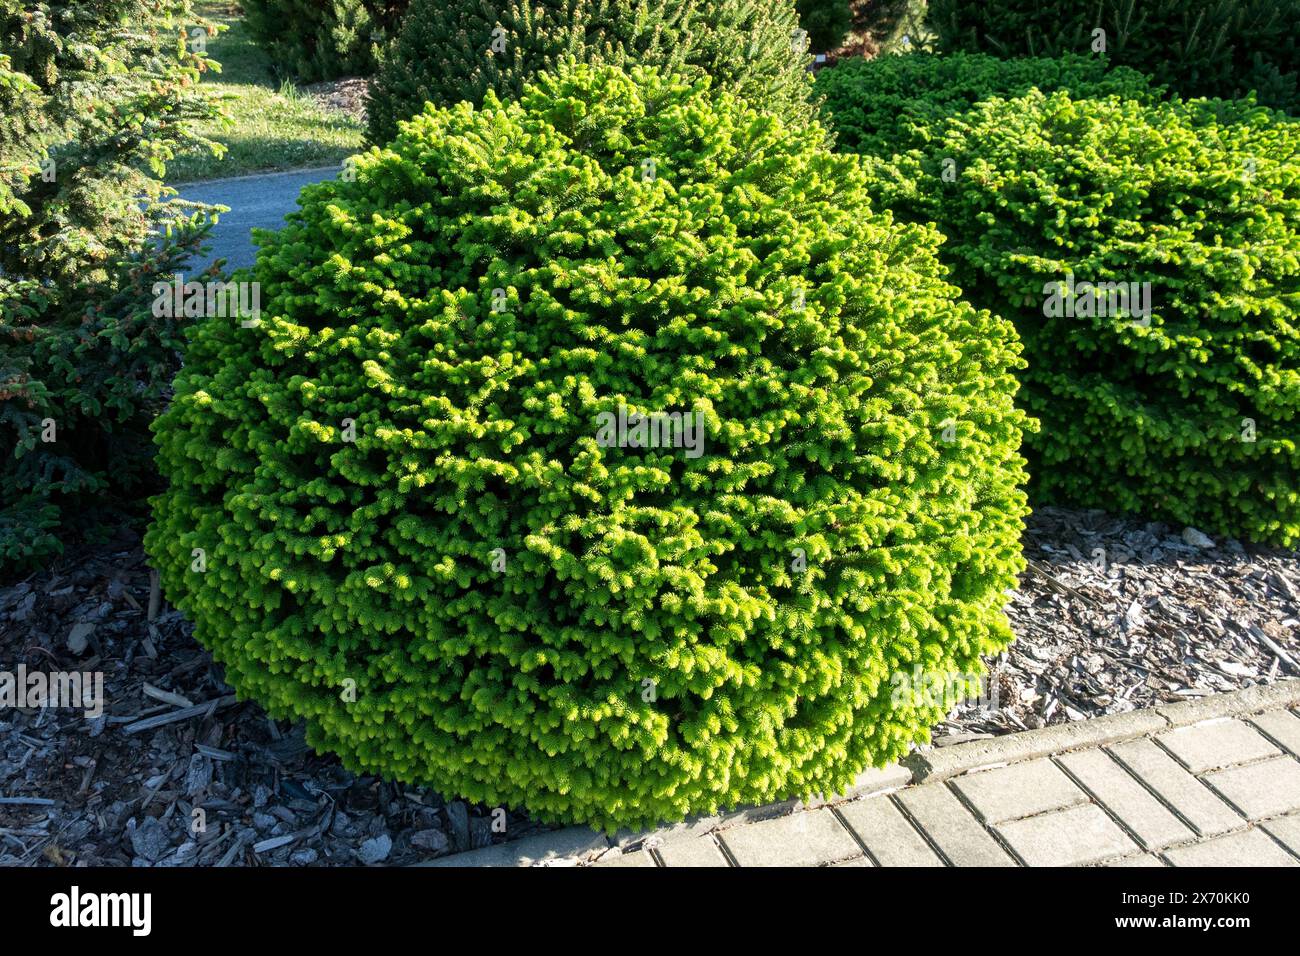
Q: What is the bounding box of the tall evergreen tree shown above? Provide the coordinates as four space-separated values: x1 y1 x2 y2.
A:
242 0 412 82
0 1 222 570
795 0 852 52
928 0 1300 112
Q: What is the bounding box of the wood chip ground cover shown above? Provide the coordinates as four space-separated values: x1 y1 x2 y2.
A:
0 508 1295 865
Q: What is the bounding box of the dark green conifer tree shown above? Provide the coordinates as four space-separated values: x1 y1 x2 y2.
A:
243 0 403 82
927 0 1300 112
366 0 817 145
0 1 222 570
795 0 852 52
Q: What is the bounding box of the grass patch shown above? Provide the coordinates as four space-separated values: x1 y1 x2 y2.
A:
167 2 364 183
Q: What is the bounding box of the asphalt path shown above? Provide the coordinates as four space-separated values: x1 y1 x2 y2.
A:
175 165 339 272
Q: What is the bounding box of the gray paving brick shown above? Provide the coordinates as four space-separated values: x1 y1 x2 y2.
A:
1164 828 1299 867
1156 718 1280 773
1250 709 1300 757
833 855 874 866
995 803 1137 867
594 849 657 867
1260 813 1300 856
895 783 1016 866
1203 756 1300 820
836 796 944 866
655 836 730 867
1106 854 1167 867
951 758 1087 823
1109 738 1242 836
1057 748 1193 850
719 809 859 867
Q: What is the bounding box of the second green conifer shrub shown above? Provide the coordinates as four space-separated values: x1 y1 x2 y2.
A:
147 64 1029 829
365 0 818 146
243 0 410 82
849 90 1300 544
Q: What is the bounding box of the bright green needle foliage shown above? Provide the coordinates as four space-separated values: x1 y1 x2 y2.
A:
148 64 1029 829
843 87 1300 544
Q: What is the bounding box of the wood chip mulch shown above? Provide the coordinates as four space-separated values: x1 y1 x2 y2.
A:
1 507 1296 865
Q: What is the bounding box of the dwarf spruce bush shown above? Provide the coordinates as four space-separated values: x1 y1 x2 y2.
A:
814 52 1162 155
851 91 1300 544
148 64 1029 828
365 0 817 146
927 0 1300 113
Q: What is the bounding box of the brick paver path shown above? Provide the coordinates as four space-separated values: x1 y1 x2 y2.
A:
420 683 1300 867
595 704 1300 867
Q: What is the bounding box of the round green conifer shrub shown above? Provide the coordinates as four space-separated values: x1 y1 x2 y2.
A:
814 51 1163 156
852 90 1300 544
147 64 1030 829
365 0 818 146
